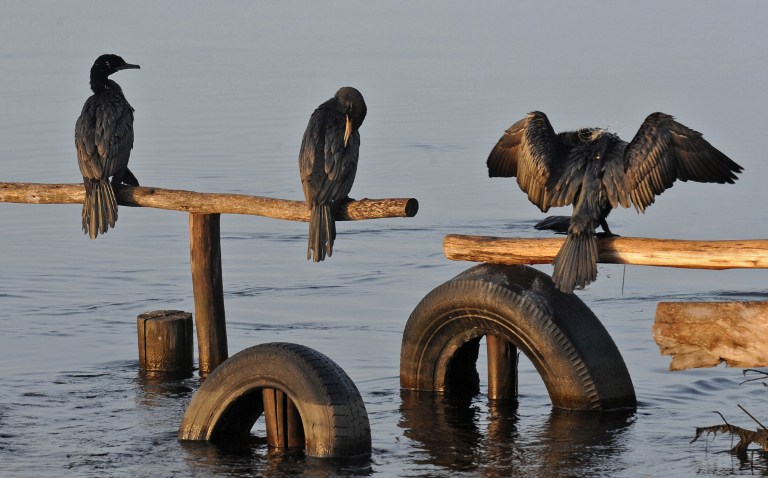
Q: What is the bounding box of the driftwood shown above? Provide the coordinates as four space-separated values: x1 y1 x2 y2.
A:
693 404 768 457
654 302 768 371
0 182 418 221
443 234 768 269
693 422 768 456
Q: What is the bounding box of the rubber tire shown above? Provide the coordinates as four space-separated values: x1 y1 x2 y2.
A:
178 342 371 458
400 263 636 410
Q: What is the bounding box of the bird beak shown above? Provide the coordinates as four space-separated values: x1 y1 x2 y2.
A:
343 115 352 148
118 63 141 70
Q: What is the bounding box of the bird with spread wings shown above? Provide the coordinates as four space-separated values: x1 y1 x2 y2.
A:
487 111 742 293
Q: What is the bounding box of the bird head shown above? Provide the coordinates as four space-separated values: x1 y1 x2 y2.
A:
590 129 616 161
335 87 367 146
91 54 140 79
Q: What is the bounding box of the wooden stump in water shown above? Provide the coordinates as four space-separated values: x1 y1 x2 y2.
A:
137 310 193 373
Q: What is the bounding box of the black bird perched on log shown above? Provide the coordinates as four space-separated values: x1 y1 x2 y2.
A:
75 54 140 239
487 111 743 293
299 87 367 262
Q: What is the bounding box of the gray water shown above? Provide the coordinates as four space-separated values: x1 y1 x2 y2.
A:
2 1 768 476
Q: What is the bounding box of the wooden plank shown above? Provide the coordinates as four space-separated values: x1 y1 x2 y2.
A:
262 388 305 449
653 301 768 370
444 234 768 269
0 182 418 221
189 213 228 376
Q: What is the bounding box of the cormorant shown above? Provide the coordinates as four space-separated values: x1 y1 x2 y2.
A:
299 87 367 262
487 111 743 293
75 54 140 239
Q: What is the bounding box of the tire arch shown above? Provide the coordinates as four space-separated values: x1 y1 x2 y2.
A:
179 342 371 458
400 264 636 410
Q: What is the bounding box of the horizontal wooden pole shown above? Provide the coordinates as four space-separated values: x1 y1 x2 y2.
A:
443 235 768 269
654 301 768 370
0 182 418 222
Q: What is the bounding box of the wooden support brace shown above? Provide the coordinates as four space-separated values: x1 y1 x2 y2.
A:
444 235 768 269
486 335 518 401
189 213 228 376
654 301 768 370
262 388 305 449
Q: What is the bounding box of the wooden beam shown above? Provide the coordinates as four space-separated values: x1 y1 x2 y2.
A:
0 182 418 221
653 301 768 370
444 234 768 269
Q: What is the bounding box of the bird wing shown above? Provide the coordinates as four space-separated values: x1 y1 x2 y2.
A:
76 92 134 181
487 111 571 212
94 93 135 178
75 97 103 180
299 106 358 206
623 112 742 212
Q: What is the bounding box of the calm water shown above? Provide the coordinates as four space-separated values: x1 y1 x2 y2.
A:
2 1 768 476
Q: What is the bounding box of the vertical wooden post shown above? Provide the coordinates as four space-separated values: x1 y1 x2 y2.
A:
189 213 228 376
262 388 305 449
487 335 518 400
137 310 193 373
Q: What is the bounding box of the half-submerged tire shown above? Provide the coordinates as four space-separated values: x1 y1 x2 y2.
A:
179 342 371 458
400 264 636 410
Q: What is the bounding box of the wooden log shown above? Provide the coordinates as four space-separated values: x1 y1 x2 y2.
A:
136 310 193 373
0 182 418 221
262 388 305 449
486 335 518 401
653 301 768 370
189 213 228 376
444 235 768 269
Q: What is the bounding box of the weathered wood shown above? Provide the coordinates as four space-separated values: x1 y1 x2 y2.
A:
444 235 768 269
137 310 193 373
486 335 518 401
0 182 418 221
190 213 228 376
262 388 305 449
653 301 768 370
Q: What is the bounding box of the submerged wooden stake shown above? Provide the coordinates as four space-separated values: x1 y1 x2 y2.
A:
486 335 518 401
444 235 768 269
137 310 193 373
262 388 305 449
190 213 228 376
654 301 768 370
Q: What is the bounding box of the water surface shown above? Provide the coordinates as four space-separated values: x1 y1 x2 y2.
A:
2 2 768 476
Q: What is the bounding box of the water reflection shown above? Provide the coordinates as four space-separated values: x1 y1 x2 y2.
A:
399 390 634 477
135 369 196 409
180 440 374 477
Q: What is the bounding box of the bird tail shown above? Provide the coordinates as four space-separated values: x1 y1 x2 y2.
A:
551 231 598 293
307 203 336 262
82 179 118 240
